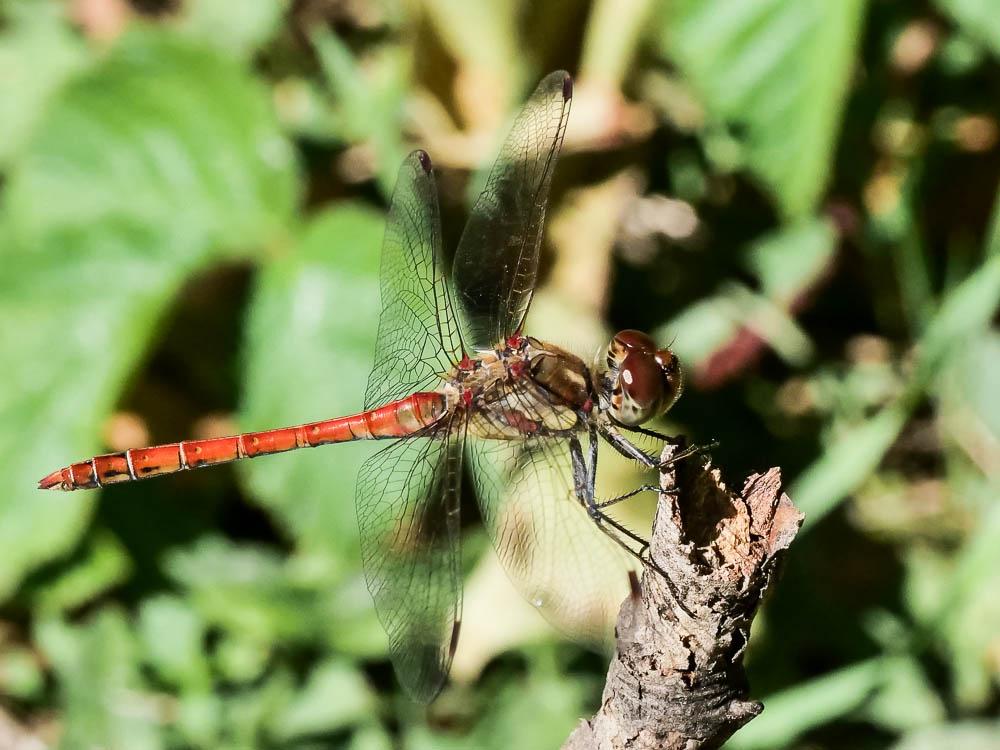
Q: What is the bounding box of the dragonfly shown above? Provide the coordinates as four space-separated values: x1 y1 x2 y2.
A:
38 71 692 701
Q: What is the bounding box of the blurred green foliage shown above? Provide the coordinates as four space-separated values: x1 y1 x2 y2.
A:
0 0 998 748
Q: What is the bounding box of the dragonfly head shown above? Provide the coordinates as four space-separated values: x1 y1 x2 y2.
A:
597 330 683 425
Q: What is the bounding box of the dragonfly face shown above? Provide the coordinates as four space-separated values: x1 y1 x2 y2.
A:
596 329 684 426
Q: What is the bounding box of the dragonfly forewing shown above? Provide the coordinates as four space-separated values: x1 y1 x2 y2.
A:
365 150 464 412
452 71 572 349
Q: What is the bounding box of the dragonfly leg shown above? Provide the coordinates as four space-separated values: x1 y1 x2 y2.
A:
655 441 711 470
586 423 599 499
569 434 596 511
601 424 717 471
591 509 695 618
594 484 678 510
618 424 677 443
570 431 693 617
599 424 659 468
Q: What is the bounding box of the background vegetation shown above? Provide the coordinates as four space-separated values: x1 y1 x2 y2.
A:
1 0 998 747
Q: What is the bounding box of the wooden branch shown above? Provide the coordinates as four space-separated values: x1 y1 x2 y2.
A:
563 445 803 750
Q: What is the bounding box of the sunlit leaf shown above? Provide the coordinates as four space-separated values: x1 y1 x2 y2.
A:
349 726 395 750
311 31 409 193
746 217 837 306
728 657 885 749
469 669 591 750
794 403 911 529
0 644 44 700
175 692 223 748
138 595 211 691
27 531 132 614
268 659 377 741
662 291 744 366
861 656 945 732
934 0 1000 58
37 610 164 749
0 2 87 167
912 498 1000 708
239 205 383 566
451 548 551 685
663 220 832 374
795 253 1000 529
892 721 1000 750
214 633 272 684
911 253 1000 389
176 0 285 57
657 0 866 218
420 0 519 77
222 667 296 748
0 29 297 600
940 331 1000 441
165 537 312 644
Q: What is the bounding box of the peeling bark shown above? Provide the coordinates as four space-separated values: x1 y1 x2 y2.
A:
563 445 803 750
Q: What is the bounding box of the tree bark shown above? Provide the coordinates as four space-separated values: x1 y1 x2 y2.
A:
563 445 803 750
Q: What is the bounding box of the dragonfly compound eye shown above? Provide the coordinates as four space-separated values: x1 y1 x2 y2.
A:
655 348 684 414
603 333 684 425
612 329 656 353
613 350 667 424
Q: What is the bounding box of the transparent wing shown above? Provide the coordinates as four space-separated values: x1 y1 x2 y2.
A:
356 419 465 702
452 71 572 350
467 427 639 648
365 150 464 411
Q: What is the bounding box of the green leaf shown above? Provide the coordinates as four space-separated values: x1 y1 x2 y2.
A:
470 670 591 750
934 0 1000 58
661 219 832 370
239 206 384 566
795 253 1000 530
661 291 744 366
311 31 409 194
913 497 1000 708
861 656 945 732
176 0 285 57
910 253 1000 390
28 531 132 614
940 332 1000 440
746 217 837 306
175 692 223 748
349 726 395 750
664 282 813 370
421 0 519 74
214 633 273 684
657 0 866 218
268 659 377 741
0 29 297 600
38 610 164 749
892 721 1000 750
221 667 296 748
727 657 884 749
794 403 911 530
0 3 87 168
166 536 388 662
165 537 311 644
0 644 45 700
138 595 211 691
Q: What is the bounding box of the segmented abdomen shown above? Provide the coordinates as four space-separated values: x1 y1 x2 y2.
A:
38 393 446 491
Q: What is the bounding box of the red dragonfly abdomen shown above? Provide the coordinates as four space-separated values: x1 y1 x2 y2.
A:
38 393 447 492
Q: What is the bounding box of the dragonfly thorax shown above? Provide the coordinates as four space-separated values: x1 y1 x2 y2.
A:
440 337 594 440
